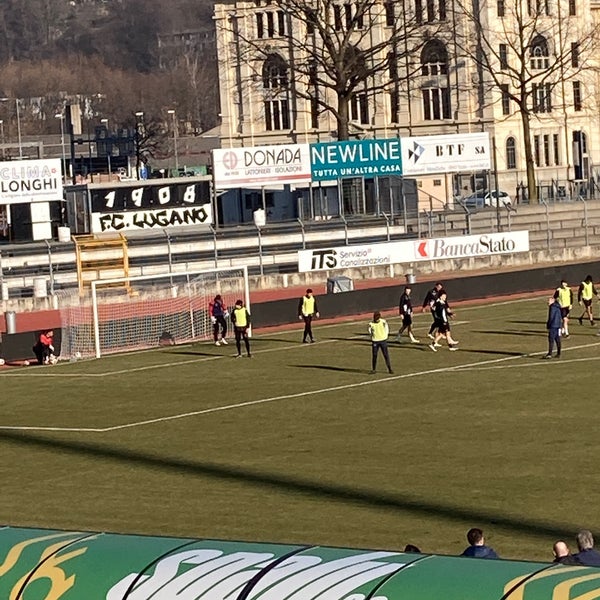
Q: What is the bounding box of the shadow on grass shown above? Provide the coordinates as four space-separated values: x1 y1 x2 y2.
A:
293 364 369 374
0 429 576 540
169 350 221 357
473 329 545 337
461 349 528 357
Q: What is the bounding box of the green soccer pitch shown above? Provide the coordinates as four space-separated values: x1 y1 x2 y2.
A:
0 295 597 563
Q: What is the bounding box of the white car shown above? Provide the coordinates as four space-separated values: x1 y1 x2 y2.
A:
462 190 512 209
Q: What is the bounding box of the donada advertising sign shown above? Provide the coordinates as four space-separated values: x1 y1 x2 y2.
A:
213 144 312 188
0 158 63 204
298 230 530 272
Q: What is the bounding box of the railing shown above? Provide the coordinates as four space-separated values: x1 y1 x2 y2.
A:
2 196 600 299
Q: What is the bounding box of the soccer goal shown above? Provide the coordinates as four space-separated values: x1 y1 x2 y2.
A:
57 266 250 359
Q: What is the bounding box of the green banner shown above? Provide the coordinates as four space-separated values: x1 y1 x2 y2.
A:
1 526 599 599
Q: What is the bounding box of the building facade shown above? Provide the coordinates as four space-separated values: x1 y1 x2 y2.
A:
213 0 600 212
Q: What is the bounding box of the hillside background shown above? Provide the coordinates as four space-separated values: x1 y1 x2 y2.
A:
0 0 221 137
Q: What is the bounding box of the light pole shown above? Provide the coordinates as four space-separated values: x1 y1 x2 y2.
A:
135 111 144 180
0 98 23 158
55 113 67 182
100 118 112 177
167 109 179 176
0 119 4 159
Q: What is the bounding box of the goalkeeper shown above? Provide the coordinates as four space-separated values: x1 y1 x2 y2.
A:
209 294 229 346
33 329 55 365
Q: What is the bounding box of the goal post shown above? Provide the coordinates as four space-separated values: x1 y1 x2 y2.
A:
57 266 250 359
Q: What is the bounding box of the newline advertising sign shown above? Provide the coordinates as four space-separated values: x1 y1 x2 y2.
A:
311 139 402 181
213 144 311 188
0 158 63 204
298 230 529 272
401 132 491 176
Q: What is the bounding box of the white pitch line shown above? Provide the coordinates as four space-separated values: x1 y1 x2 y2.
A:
0 352 528 433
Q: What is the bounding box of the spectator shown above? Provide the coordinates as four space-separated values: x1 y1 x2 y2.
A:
553 540 577 565
545 295 562 359
461 528 498 559
574 530 600 566
33 329 55 365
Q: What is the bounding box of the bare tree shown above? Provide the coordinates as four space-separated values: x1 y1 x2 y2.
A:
220 0 432 141
456 0 600 202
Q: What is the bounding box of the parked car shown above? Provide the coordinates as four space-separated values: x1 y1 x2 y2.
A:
460 190 512 209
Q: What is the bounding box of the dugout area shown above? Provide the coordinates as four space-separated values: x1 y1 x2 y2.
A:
0 525 597 599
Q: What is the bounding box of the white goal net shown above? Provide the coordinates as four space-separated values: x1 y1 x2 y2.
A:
56 267 250 359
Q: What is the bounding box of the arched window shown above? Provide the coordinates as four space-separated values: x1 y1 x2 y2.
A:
261 54 290 131
530 35 549 70
420 39 448 75
420 40 450 120
506 137 517 169
262 54 288 89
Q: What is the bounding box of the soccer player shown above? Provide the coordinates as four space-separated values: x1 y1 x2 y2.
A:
231 299 252 358
545 295 562 359
428 292 459 351
33 329 55 365
577 275 598 326
298 288 320 343
368 311 393 374
396 285 419 343
422 282 444 339
553 280 573 337
209 294 229 345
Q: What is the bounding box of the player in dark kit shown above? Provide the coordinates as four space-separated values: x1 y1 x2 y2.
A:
428 292 459 351
396 286 419 343
422 282 444 339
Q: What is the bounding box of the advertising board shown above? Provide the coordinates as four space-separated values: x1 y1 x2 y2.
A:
298 230 530 272
310 139 402 181
213 144 312 188
0 158 63 204
401 132 491 175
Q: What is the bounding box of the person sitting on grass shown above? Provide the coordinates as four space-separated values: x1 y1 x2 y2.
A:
461 528 498 559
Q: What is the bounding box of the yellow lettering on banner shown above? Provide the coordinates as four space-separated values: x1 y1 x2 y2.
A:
0 533 76 576
503 566 598 600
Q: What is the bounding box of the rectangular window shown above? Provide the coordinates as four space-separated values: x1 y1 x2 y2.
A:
571 42 579 67
543 134 550 166
500 84 510 115
345 3 353 29
390 90 399 124
499 44 508 69
277 11 286 35
439 0 446 20
497 0 505 15
355 3 364 27
533 83 552 113
422 88 451 120
427 0 436 21
506 141 516 169
534 135 541 166
350 93 369 124
385 1 395 25
310 97 319 129
569 0 576 15
264 99 290 130
573 81 582 111
334 5 342 30
553 134 560 165
266 12 274 37
415 0 423 23
256 13 264 38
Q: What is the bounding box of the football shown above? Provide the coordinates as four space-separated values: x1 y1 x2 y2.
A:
75 351 82 359
49 354 58 365
0 358 4 366
23 360 30 366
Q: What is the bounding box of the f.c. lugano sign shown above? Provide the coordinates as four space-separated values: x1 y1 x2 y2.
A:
298 230 530 272
0 526 598 599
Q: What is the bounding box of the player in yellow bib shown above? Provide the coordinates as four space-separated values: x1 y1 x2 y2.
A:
577 275 598 326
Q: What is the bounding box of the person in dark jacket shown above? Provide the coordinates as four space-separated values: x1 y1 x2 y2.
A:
461 528 498 559
422 282 444 339
209 294 229 346
396 286 419 343
552 540 578 565
545 295 563 359
573 530 600 566
428 292 458 351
